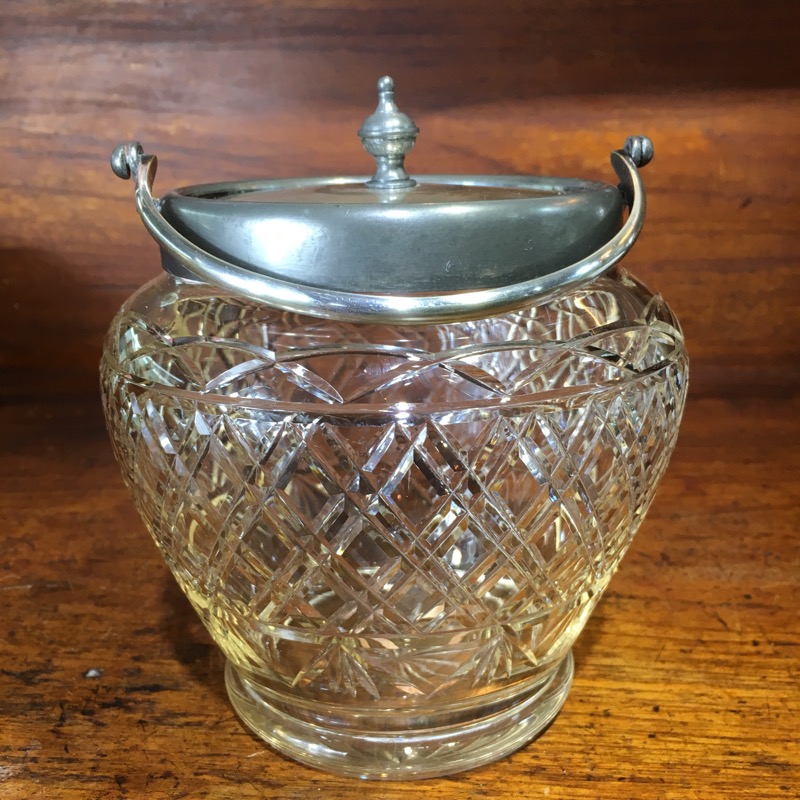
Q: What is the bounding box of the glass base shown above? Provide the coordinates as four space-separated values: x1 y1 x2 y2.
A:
225 652 574 780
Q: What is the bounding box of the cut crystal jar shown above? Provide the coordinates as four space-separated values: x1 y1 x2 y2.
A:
102 77 688 780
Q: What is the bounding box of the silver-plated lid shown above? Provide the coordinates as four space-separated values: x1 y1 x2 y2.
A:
111 76 654 323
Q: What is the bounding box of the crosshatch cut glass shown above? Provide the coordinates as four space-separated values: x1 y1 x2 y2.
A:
102 77 688 780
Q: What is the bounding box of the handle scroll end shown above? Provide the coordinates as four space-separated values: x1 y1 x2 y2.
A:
111 141 159 209
110 141 145 180
623 135 654 169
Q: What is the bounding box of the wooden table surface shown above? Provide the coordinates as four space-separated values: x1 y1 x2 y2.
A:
1 2 799 798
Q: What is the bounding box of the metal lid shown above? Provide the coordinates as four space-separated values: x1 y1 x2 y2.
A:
111 76 654 323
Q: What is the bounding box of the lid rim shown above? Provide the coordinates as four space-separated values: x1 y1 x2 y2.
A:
165 174 617 204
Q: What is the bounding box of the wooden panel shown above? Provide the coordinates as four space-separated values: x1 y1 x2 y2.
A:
1 2 798 798
3 0 799 115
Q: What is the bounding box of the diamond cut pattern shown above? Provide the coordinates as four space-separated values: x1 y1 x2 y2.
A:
102 271 688 702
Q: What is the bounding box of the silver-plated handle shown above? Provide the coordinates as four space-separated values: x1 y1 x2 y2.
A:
110 137 653 324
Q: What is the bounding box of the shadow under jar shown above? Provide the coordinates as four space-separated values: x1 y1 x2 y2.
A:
102 77 688 780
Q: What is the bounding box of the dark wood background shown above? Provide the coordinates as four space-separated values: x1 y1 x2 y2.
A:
1 2 798 798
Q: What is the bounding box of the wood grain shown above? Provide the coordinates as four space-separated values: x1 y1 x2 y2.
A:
1 2 798 798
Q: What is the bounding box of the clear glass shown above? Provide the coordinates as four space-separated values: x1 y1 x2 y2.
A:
100 268 688 779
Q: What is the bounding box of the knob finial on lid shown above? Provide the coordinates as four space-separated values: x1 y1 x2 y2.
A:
358 76 419 189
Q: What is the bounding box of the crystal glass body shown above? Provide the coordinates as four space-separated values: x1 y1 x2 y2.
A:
101 268 688 779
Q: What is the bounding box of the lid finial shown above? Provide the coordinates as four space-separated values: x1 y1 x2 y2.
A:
358 75 419 190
